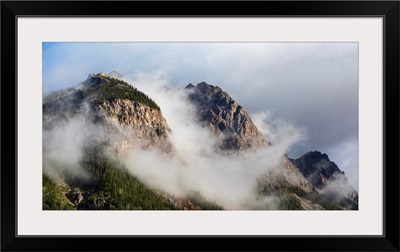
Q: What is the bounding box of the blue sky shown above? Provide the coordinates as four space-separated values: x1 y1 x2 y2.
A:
43 42 359 189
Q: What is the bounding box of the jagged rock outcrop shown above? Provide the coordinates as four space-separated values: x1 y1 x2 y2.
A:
290 151 341 188
259 156 314 193
185 82 268 152
290 151 358 208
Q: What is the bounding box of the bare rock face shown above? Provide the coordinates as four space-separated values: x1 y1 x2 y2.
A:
99 98 172 155
185 82 269 152
100 98 168 137
259 156 314 193
281 156 314 192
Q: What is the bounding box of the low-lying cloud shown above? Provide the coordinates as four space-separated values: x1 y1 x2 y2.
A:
251 111 307 153
118 74 305 209
43 113 107 180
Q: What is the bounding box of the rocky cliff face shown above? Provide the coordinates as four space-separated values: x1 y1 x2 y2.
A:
99 98 172 155
185 82 268 152
290 152 349 188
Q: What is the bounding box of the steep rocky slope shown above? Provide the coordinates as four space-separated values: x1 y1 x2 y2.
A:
185 82 268 152
290 151 341 188
99 98 171 155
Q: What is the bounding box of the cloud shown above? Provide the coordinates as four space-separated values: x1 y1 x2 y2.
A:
43 112 107 180
251 111 307 152
327 138 359 191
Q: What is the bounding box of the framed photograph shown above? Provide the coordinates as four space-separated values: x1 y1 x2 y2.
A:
1 1 399 251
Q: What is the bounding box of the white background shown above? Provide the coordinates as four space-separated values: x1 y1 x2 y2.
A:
18 18 383 236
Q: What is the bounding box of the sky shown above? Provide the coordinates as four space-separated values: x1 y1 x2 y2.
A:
42 42 359 189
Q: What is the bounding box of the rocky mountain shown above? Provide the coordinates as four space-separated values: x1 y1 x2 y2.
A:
185 82 268 152
290 151 341 188
43 72 170 156
290 151 358 209
43 75 358 210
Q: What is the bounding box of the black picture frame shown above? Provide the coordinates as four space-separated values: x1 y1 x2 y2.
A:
1 1 399 251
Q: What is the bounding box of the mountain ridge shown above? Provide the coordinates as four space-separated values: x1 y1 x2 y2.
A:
42 73 358 210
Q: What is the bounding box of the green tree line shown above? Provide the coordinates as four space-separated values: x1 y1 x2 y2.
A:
89 77 160 110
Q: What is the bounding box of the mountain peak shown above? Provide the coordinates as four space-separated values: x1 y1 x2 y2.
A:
87 71 124 80
89 71 107 77
45 72 160 113
185 83 195 89
290 151 358 208
186 82 269 152
82 72 109 90
290 151 342 187
185 81 225 100
196 81 222 94
302 151 330 161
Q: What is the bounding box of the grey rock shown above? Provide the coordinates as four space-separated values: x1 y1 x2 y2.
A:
290 151 344 188
185 82 269 152
66 188 84 206
290 151 358 209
